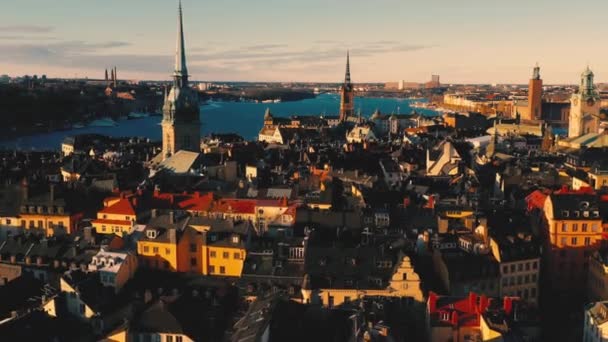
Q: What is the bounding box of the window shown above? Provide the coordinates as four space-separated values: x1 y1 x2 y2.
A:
525 263 530 271
233 252 241 260
223 252 229 259
582 223 588 232
517 276 522 285
503 266 508 274
219 266 226 274
510 265 515 272
38 220 43 228
190 258 197 266
524 275 530 283
165 248 171 255
209 265 215 273
153 247 159 254
167 336 173 342
210 251 216 258
561 223 568 232
6 219 11 225
532 274 537 282
176 337 183 342
20 220 25 228
532 261 538 270
190 244 197 253
592 223 599 232
517 264 523 272
560 237 567 246
585 237 591 246
573 224 578 232
143 246 149 253
572 237 577 245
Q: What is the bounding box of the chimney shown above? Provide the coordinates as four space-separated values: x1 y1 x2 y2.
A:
479 295 489 313
144 289 153 304
21 178 28 201
450 311 459 326
168 228 176 243
151 209 157 218
169 211 175 224
83 226 93 243
468 292 477 311
503 297 513 315
428 291 438 313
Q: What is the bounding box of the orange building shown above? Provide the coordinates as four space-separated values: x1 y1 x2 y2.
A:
542 189 604 292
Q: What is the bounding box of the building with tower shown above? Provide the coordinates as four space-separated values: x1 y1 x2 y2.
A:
569 67 601 138
161 1 201 159
528 64 543 121
339 51 354 123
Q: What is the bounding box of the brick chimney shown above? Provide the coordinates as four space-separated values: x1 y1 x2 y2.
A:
503 297 513 315
428 291 438 313
168 228 176 243
468 292 477 312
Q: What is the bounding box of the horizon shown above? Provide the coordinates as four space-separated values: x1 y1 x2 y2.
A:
2 0 608 84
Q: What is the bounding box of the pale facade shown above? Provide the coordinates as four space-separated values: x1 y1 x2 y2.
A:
569 67 601 138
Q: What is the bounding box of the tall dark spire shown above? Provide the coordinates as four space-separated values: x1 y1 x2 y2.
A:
174 0 189 87
344 50 351 85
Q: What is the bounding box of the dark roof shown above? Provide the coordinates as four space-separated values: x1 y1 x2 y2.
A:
549 193 601 220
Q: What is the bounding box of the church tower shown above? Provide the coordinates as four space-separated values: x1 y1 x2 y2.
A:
527 64 543 121
161 0 201 159
339 51 354 122
568 67 600 138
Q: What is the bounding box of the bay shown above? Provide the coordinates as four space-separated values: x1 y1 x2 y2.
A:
0 94 436 151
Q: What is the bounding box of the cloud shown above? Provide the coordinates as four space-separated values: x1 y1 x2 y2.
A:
0 37 435 81
0 25 54 33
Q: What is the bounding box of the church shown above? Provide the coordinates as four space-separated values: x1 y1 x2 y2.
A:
150 1 203 175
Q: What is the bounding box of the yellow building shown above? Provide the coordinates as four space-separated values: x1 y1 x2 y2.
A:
18 184 80 236
543 191 603 292
92 197 138 237
137 214 247 277
302 255 424 307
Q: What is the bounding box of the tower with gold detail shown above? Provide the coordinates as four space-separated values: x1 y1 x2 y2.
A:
568 67 601 138
161 1 201 159
339 51 354 122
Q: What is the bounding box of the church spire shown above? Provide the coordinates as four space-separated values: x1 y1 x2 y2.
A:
344 50 351 85
174 0 189 86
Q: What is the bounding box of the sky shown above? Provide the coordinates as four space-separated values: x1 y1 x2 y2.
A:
1 0 608 84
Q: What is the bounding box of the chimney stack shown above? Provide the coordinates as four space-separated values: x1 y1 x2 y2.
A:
169 211 175 224
428 291 437 313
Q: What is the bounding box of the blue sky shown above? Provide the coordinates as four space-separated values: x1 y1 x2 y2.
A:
1 0 607 83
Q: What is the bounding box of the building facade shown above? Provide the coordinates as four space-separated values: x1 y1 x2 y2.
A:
569 67 601 138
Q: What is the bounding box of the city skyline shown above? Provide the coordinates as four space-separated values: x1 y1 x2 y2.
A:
2 0 608 83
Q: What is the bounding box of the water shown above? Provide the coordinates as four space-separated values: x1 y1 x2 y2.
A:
0 94 436 151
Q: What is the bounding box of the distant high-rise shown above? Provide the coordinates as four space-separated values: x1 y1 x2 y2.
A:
161 0 201 159
339 51 354 122
568 67 600 137
527 64 543 121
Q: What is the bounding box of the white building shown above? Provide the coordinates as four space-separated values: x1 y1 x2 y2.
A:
346 126 376 143
584 301 608 342
88 249 138 292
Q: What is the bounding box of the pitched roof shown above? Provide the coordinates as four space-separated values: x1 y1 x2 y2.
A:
99 198 136 216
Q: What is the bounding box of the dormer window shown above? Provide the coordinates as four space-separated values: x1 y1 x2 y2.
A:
146 230 157 239
440 311 451 321
593 211 600 218
574 211 580 218
584 211 590 218
231 235 240 244
563 211 569 218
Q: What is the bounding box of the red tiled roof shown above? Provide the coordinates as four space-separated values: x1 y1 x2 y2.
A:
98 198 136 216
213 199 256 214
176 192 214 212
525 190 548 211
